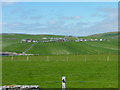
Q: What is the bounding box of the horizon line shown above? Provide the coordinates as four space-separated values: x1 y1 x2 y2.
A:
1 31 119 37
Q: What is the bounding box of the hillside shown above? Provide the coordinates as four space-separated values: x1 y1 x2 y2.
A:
1 34 65 48
1 32 119 55
88 31 119 39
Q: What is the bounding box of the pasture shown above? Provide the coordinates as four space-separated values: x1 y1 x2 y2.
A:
2 55 118 88
3 41 118 55
2 32 118 55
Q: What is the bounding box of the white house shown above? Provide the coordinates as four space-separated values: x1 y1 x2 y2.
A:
42 37 48 39
21 39 37 43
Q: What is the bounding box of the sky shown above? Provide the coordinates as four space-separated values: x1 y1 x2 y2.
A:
1 1 118 36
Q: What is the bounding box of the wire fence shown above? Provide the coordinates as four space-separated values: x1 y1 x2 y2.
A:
2 55 118 62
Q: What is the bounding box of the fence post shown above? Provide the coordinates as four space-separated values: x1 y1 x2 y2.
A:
62 76 66 90
85 56 86 61
27 56 29 61
107 56 109 61
47 56 49 61
12 55 13 61
67 56 68 61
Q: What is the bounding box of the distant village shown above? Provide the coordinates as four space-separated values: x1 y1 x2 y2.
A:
21 36 107 43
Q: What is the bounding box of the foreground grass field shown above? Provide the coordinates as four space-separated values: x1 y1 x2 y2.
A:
2 55 118 88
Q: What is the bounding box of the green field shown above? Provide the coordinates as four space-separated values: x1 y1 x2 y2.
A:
1 32 119 88
2 40 118 55
2 32 119 55
2 55 118 88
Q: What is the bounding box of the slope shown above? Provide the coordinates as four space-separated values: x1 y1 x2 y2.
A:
1 32 119 55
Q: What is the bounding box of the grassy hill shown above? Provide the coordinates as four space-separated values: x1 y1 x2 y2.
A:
1 32 119 55
88 31 119 39
1 34 64 48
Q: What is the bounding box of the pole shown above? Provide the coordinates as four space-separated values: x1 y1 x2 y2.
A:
62 76 66 90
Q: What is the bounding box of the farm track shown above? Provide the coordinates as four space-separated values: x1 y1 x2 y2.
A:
22 43 38 53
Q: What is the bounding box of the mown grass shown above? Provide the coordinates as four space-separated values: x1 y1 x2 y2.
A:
1 34 64 50
3 43 34 53
2 55 118 88
2 32 119 56
3 41 118 55
88 31 119 39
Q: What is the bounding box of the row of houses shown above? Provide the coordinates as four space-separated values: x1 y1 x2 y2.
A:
21 39 38 43
41 37 107 42
21 38 107 43
75 38 107 42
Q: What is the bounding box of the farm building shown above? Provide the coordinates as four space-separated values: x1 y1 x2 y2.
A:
58 39 65 42
74 38 108 42
99 39 107 41
41 37 48 39
21 39 38 43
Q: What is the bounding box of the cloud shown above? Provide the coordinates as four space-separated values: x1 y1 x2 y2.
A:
2 0 18 5
60 16 81 20
53 7 118 36
93 8 118 19
0 22 7 28
2 7 118 36
6 8 39 20
97 8 117 13
2 21 75 35
11 8 35 15
2 0 17 2
47 20 66 29
84 8 118 35
84 19 117 35
0 22 6 25
74 16 81 20
29 16 43 20
3 22 47 32
48 20 58 25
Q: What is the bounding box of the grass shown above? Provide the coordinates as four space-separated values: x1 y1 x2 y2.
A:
1 32 119 88
3 43 34 53
88 31 119 39
2 41 118 55
2 32 119 55
1 34 64 49
2 55 118 88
